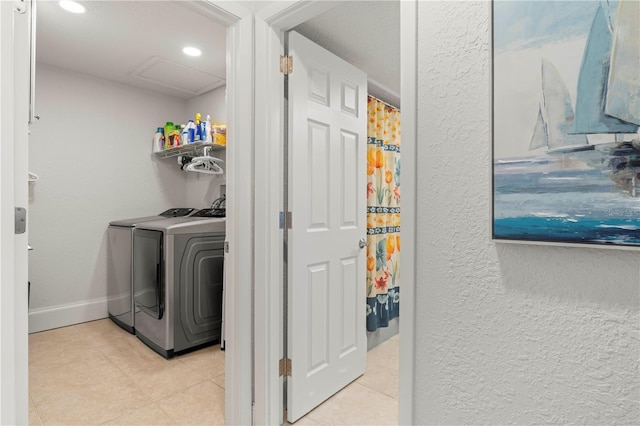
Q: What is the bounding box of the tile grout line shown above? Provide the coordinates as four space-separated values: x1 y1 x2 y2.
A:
156 399 181 425
29 394 44 426
155 380 223 425
76 320 192 412
210 373 226 392
44 321 148 425
352 380 399 402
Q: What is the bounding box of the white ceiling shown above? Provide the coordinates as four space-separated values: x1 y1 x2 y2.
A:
36 1 227 99
294 1 400 106
36 1 399 103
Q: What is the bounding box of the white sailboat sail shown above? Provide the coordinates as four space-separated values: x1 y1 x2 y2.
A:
605 0 640 126
573 4 639 134
529 107 547 150
537 58 590 153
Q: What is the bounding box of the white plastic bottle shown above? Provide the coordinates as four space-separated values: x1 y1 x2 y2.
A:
181 124 189 146
203 115 211 143
153 127 164 152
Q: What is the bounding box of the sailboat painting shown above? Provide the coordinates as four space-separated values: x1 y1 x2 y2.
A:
492 0 640 247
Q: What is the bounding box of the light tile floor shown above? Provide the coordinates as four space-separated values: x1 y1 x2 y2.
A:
29 319 398 425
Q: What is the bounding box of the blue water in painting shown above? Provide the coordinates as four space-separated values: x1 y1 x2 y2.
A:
493 160 640 246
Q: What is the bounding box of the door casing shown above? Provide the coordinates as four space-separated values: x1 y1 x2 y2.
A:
252 1 418 424
0 1 257 424
0 1 30 423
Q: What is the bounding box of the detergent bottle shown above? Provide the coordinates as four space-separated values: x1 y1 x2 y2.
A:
153 127 164 152
186 120 196 143
195 113 202 141
164 122 174 149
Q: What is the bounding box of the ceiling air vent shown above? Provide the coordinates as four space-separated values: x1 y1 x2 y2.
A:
132 57 224 96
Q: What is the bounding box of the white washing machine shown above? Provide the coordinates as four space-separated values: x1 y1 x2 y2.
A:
132 209 226 358
107 208 195 333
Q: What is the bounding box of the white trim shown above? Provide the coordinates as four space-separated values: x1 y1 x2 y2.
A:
199 0 252 23
399 1 417 425
252 16 285 426
28 298 108 334
1 1 30 423
257 1 338 28
15 0 31 420
224 14 255 426
367 77 401 111
0 2 18 422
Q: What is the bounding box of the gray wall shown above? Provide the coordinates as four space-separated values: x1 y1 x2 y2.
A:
185 86 227 207
413 2 639 423
28 64 226 330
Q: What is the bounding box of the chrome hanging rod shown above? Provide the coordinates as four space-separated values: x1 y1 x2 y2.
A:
368 94 400 111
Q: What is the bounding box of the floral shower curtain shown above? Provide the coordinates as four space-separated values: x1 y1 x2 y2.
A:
366 96 400 332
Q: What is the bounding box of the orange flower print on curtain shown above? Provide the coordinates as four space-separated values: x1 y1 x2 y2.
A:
366 96 400 332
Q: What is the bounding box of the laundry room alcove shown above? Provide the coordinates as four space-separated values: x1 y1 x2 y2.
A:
27 1 231 424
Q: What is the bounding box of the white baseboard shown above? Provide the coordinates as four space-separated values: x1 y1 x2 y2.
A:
28 297 109 333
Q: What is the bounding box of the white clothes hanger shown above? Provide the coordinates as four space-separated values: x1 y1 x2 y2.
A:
184 153 224 175
184 161 223 174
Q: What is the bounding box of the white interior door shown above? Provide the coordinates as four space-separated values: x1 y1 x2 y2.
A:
287 30 367 423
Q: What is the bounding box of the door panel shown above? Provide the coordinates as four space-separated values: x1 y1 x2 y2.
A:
340 257 358 353
308 120 330 229
308 262 329 374
340 131 358 227
288 30 367 422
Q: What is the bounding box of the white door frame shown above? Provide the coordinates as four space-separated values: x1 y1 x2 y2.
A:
219 6 255 426
177 2 260 424
0 1 258 424
252 1 417 424
398 1 418 423
1 1 20 423
0 1 31 422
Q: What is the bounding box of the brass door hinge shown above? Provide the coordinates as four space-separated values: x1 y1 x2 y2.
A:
280 55 293 75
279 211 292 229
279 357 291 377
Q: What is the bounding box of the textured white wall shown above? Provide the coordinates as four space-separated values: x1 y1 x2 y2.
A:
414 2 640 424
28 65 226 317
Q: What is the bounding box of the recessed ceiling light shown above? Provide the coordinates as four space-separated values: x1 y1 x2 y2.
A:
59 1 86 14
183 47 202 57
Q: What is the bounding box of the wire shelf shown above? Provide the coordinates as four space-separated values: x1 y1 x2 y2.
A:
153 142 225 159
